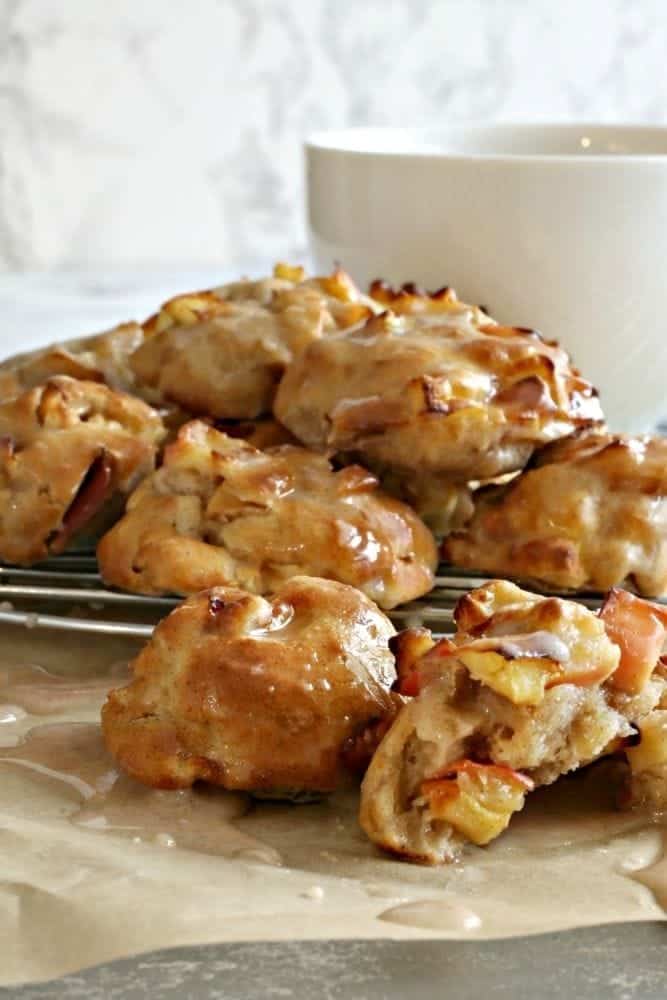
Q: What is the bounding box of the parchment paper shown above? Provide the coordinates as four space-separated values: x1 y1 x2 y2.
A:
0 624 665 987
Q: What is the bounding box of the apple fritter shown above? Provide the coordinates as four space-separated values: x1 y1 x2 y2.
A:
274 309 602 486
0 376 165 565
360 581 667 863
129 263 379 420
445 432 667 596
0 322 145 400
102 576 397 794
97 419 437 609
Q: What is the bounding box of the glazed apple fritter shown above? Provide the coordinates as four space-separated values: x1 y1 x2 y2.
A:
129 263 379 420
0 376 165 565
102 576 398 794
0 322 146 400
97 419 437 609
333 281 491 532
274 308 603 487
360 580 667 864
444 432 667 597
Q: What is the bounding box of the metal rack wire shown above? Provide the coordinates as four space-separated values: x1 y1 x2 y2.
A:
0 553 650 640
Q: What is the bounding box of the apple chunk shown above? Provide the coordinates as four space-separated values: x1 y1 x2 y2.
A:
600 589 667 695
626 711 667 774
455 647 560 706
390 627 438 697
421 760 534 846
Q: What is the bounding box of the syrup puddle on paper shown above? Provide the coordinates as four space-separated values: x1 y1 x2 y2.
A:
379 898 483 932
0 722 280 865
0 661 130 716
236 759 667 934
632 830 667 910
0 657 665 952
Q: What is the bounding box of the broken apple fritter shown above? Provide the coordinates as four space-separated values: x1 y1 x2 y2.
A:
360 580 667 863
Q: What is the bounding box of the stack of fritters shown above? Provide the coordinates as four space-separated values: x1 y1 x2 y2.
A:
3 265 666 868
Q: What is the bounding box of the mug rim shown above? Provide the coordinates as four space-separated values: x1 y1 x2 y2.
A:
305 123 667 162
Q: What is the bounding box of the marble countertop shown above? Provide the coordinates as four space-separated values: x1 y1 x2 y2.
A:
5 1 667 274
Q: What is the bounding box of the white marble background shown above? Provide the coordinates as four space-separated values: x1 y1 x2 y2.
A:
2 0 667 271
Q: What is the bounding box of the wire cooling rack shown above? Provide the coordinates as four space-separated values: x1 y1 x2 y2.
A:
0 553 642 640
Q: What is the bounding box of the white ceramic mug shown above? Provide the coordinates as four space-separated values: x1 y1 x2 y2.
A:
306 124 667 431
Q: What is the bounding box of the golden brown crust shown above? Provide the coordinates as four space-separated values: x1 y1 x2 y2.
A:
444 432 667 596
101 576 397 793
274 310 603 484
129 264 379 420
360 580 666 864
0 376 165 564
368 280 488 320
97 420 437 608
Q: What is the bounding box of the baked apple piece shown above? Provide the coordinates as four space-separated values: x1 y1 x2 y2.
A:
0 376 165 565
445 432 667 596
625 709 667 812
102 576 397 794
274 309 602 490
97 419 437 609
600 589 667 812
360 580 667 863
129 263 378 420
